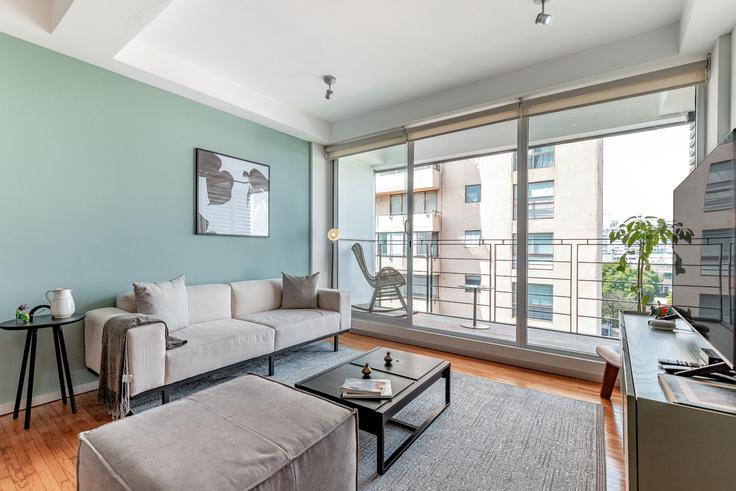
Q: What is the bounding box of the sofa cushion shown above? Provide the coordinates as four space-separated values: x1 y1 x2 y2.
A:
186 284 232 324
230 278 282 317
77 375 358 491
133 275 189 332
165 319 274 384
281 272 319 309
238 309 340 351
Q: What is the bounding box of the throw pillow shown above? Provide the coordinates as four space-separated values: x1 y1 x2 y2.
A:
133 274 189 332
281 272 320 309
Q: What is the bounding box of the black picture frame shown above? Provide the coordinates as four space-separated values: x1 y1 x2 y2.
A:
195 148 270 237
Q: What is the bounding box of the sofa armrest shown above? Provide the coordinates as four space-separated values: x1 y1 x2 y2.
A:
85 307 130 374
318 289 352 330
126 323 166 396
85 307 166 396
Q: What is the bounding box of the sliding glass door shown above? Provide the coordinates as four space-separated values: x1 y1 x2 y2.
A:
524 87 695 354
336 143 412 323
331 82 700 358
408 121 518 342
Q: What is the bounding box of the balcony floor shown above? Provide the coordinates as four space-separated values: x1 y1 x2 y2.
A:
353 307 618 356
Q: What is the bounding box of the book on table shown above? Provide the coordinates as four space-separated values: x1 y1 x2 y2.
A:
341 378 393 399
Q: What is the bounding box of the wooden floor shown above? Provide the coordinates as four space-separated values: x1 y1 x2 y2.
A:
0 333 624 490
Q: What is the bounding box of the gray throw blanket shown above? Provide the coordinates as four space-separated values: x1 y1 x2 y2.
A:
98 314 186 419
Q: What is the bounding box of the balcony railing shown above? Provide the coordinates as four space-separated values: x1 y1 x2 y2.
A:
339 237 732 341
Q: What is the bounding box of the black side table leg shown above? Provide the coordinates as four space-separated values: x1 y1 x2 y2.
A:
57 327 77 413
24 328 38 430
53 327 68 405
13 330 33 420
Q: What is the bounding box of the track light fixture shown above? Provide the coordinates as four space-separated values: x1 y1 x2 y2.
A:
323 75 336 100
534 0 551 26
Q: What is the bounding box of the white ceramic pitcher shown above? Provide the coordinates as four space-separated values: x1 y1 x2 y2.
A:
45 288 75 319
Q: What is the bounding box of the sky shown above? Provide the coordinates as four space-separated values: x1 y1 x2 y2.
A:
601 125 691 228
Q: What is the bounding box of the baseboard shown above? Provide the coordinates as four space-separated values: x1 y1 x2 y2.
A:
0 381 99 417
351 319 615 384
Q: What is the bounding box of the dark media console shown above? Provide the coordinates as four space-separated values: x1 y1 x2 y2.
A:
620 312 736 490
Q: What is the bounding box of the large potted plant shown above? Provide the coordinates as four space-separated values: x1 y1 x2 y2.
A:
608 216 693 313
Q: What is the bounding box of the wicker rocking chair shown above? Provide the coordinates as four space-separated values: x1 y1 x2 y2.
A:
351 243 408 313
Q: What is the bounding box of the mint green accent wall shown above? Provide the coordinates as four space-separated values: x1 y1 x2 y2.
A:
0 33 310 406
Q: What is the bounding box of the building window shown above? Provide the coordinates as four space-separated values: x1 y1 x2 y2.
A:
513 146 556 170
464 230 481 247
514 183 556 220
464 274 481 293
704 161 735 212
390 193 406 215
700 229 732 276
377 232 405 256
465 184 481 203
528 181 554 219
529 146 555 169
699 293 731 324
512 283 554 321
415 231 439 257
413 274 440 300
390 191 437 215
413 190 438 214
529 233 554 269
513 233 554 269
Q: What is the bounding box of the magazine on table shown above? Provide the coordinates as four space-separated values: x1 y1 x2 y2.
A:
341 378 393 399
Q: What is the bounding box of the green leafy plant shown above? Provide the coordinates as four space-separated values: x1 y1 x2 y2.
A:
608 216 693 312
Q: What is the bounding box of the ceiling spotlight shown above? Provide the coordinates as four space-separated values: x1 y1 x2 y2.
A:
323 75 336 100
534 0 551 26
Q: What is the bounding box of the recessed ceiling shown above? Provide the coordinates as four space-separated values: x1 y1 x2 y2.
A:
1 0 734 142
129 0 687 122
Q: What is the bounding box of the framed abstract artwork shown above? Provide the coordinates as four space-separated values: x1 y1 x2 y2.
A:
196 148 270 237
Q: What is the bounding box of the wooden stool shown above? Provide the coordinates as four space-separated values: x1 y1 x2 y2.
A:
596 344 621 399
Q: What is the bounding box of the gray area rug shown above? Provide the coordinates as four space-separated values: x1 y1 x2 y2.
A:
131 343 605 490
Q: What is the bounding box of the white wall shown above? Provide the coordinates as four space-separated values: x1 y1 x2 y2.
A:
310 143 331 287
707 33 732 153
732 26 736 133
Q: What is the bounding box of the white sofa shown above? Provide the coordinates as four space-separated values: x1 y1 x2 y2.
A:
85 278 351 399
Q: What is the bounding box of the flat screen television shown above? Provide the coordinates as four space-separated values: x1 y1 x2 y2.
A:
673 129 735 368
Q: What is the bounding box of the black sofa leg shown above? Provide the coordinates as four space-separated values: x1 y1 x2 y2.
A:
334 335 339 352
268 355 274 376
161 387 170 404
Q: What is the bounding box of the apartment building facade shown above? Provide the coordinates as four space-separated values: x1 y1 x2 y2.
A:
374 139 606 336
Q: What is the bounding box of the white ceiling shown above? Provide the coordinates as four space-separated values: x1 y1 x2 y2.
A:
0 0 734 143
131 0 686 122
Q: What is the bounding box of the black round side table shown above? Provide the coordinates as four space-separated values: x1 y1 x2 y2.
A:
0 311 84 429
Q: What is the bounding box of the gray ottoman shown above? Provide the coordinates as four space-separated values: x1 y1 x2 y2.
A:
77 375 358 490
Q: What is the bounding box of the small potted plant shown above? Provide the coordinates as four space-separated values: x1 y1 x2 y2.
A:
15 304 30 324
651 301 672 318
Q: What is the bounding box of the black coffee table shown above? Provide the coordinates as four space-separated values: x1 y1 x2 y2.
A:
296 347 450 474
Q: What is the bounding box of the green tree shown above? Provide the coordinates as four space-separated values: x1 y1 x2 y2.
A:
602 262 662 327
608 216 692 311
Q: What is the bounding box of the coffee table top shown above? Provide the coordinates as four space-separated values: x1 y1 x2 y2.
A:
295 347 449 413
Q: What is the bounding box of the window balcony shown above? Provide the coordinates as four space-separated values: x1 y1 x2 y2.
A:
375 165 440 194
376 211 441 233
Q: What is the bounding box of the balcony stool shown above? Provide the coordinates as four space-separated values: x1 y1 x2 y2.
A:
596 344 621 399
